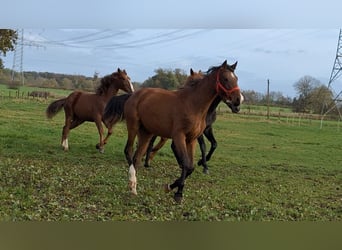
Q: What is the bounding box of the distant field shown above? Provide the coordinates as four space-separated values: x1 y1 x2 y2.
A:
0 86 341 221
0 83 72 99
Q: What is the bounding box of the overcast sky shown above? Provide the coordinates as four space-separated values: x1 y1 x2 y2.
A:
1 0 342 97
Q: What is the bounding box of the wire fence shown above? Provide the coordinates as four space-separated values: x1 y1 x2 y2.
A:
0 88 54 100
1 88 340 131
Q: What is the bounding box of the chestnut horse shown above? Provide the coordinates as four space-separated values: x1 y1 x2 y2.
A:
124 60 241 203
46 68 134 152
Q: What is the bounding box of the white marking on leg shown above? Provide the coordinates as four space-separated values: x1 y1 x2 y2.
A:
128 164 137 195
62 139 69 151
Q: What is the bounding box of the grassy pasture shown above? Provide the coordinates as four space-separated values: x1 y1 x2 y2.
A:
0 86 341 221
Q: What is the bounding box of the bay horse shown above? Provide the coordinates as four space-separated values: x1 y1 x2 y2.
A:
144 72 244 174
101 68 204 152
123 60 241 203
46 68 134 152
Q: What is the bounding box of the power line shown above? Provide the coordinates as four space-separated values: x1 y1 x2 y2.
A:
22 29 208 50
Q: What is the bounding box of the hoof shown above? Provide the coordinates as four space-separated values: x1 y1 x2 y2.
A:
164 184 171 193
96 144 105 153
174 193 183 204
197 159 203 166
202 168 209 174
144 163 150 168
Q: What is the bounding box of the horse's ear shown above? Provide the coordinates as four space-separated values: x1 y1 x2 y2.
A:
231 61 238 70
190 68 194 75
221 60 227 68
117 68 122 73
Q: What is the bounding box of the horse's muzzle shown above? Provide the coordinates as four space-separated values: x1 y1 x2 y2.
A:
225 101 240 113
231 105 240 113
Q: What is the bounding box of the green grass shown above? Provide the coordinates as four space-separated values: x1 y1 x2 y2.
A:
0 96 341 221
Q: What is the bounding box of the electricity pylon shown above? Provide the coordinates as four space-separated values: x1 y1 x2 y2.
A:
320 29 342 128
11 29 24 85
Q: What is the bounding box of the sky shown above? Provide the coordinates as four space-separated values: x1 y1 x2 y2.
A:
1 0 342 97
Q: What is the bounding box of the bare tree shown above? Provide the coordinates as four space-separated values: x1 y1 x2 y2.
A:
293 75 333 113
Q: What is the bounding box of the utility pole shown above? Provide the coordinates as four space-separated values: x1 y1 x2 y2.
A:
267 79 270 119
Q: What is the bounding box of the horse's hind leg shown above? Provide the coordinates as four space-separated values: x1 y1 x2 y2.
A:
61 118 84 151
197 134 209 174
61 109 75 151
94 118 105 153
98 115 121 151
124 120 139 195
203 126 217 162
134 130 154 169
149 137 168 160
126 126 153 195
144 135 158 168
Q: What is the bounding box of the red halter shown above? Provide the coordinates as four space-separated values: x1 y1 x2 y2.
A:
215 71 240 97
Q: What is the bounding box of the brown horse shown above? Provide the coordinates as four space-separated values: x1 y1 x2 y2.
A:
123 60 241 203
101 68 204 152
46 68 134 152
144 69 204 167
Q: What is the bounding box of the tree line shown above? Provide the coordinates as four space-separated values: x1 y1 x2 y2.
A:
0 68 100 91
0 67 340 116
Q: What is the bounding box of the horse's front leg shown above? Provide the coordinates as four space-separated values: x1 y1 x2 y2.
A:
167 136 195 203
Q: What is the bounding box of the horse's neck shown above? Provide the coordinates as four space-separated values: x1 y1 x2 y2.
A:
208 96 221 114
184 74 218 115
102 85 119 101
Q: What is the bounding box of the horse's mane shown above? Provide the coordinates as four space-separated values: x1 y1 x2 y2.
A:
96 73 115 95
206 63 234 75
178 70 204 89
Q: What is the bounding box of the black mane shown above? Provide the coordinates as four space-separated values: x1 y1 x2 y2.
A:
96 74 114 95
206 63 234 75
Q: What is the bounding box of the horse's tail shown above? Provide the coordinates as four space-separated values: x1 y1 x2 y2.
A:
103 93 131 126
46 98 66 119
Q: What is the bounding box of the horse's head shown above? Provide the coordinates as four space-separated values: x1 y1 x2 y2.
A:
113 68 134 94
215 60 242 113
